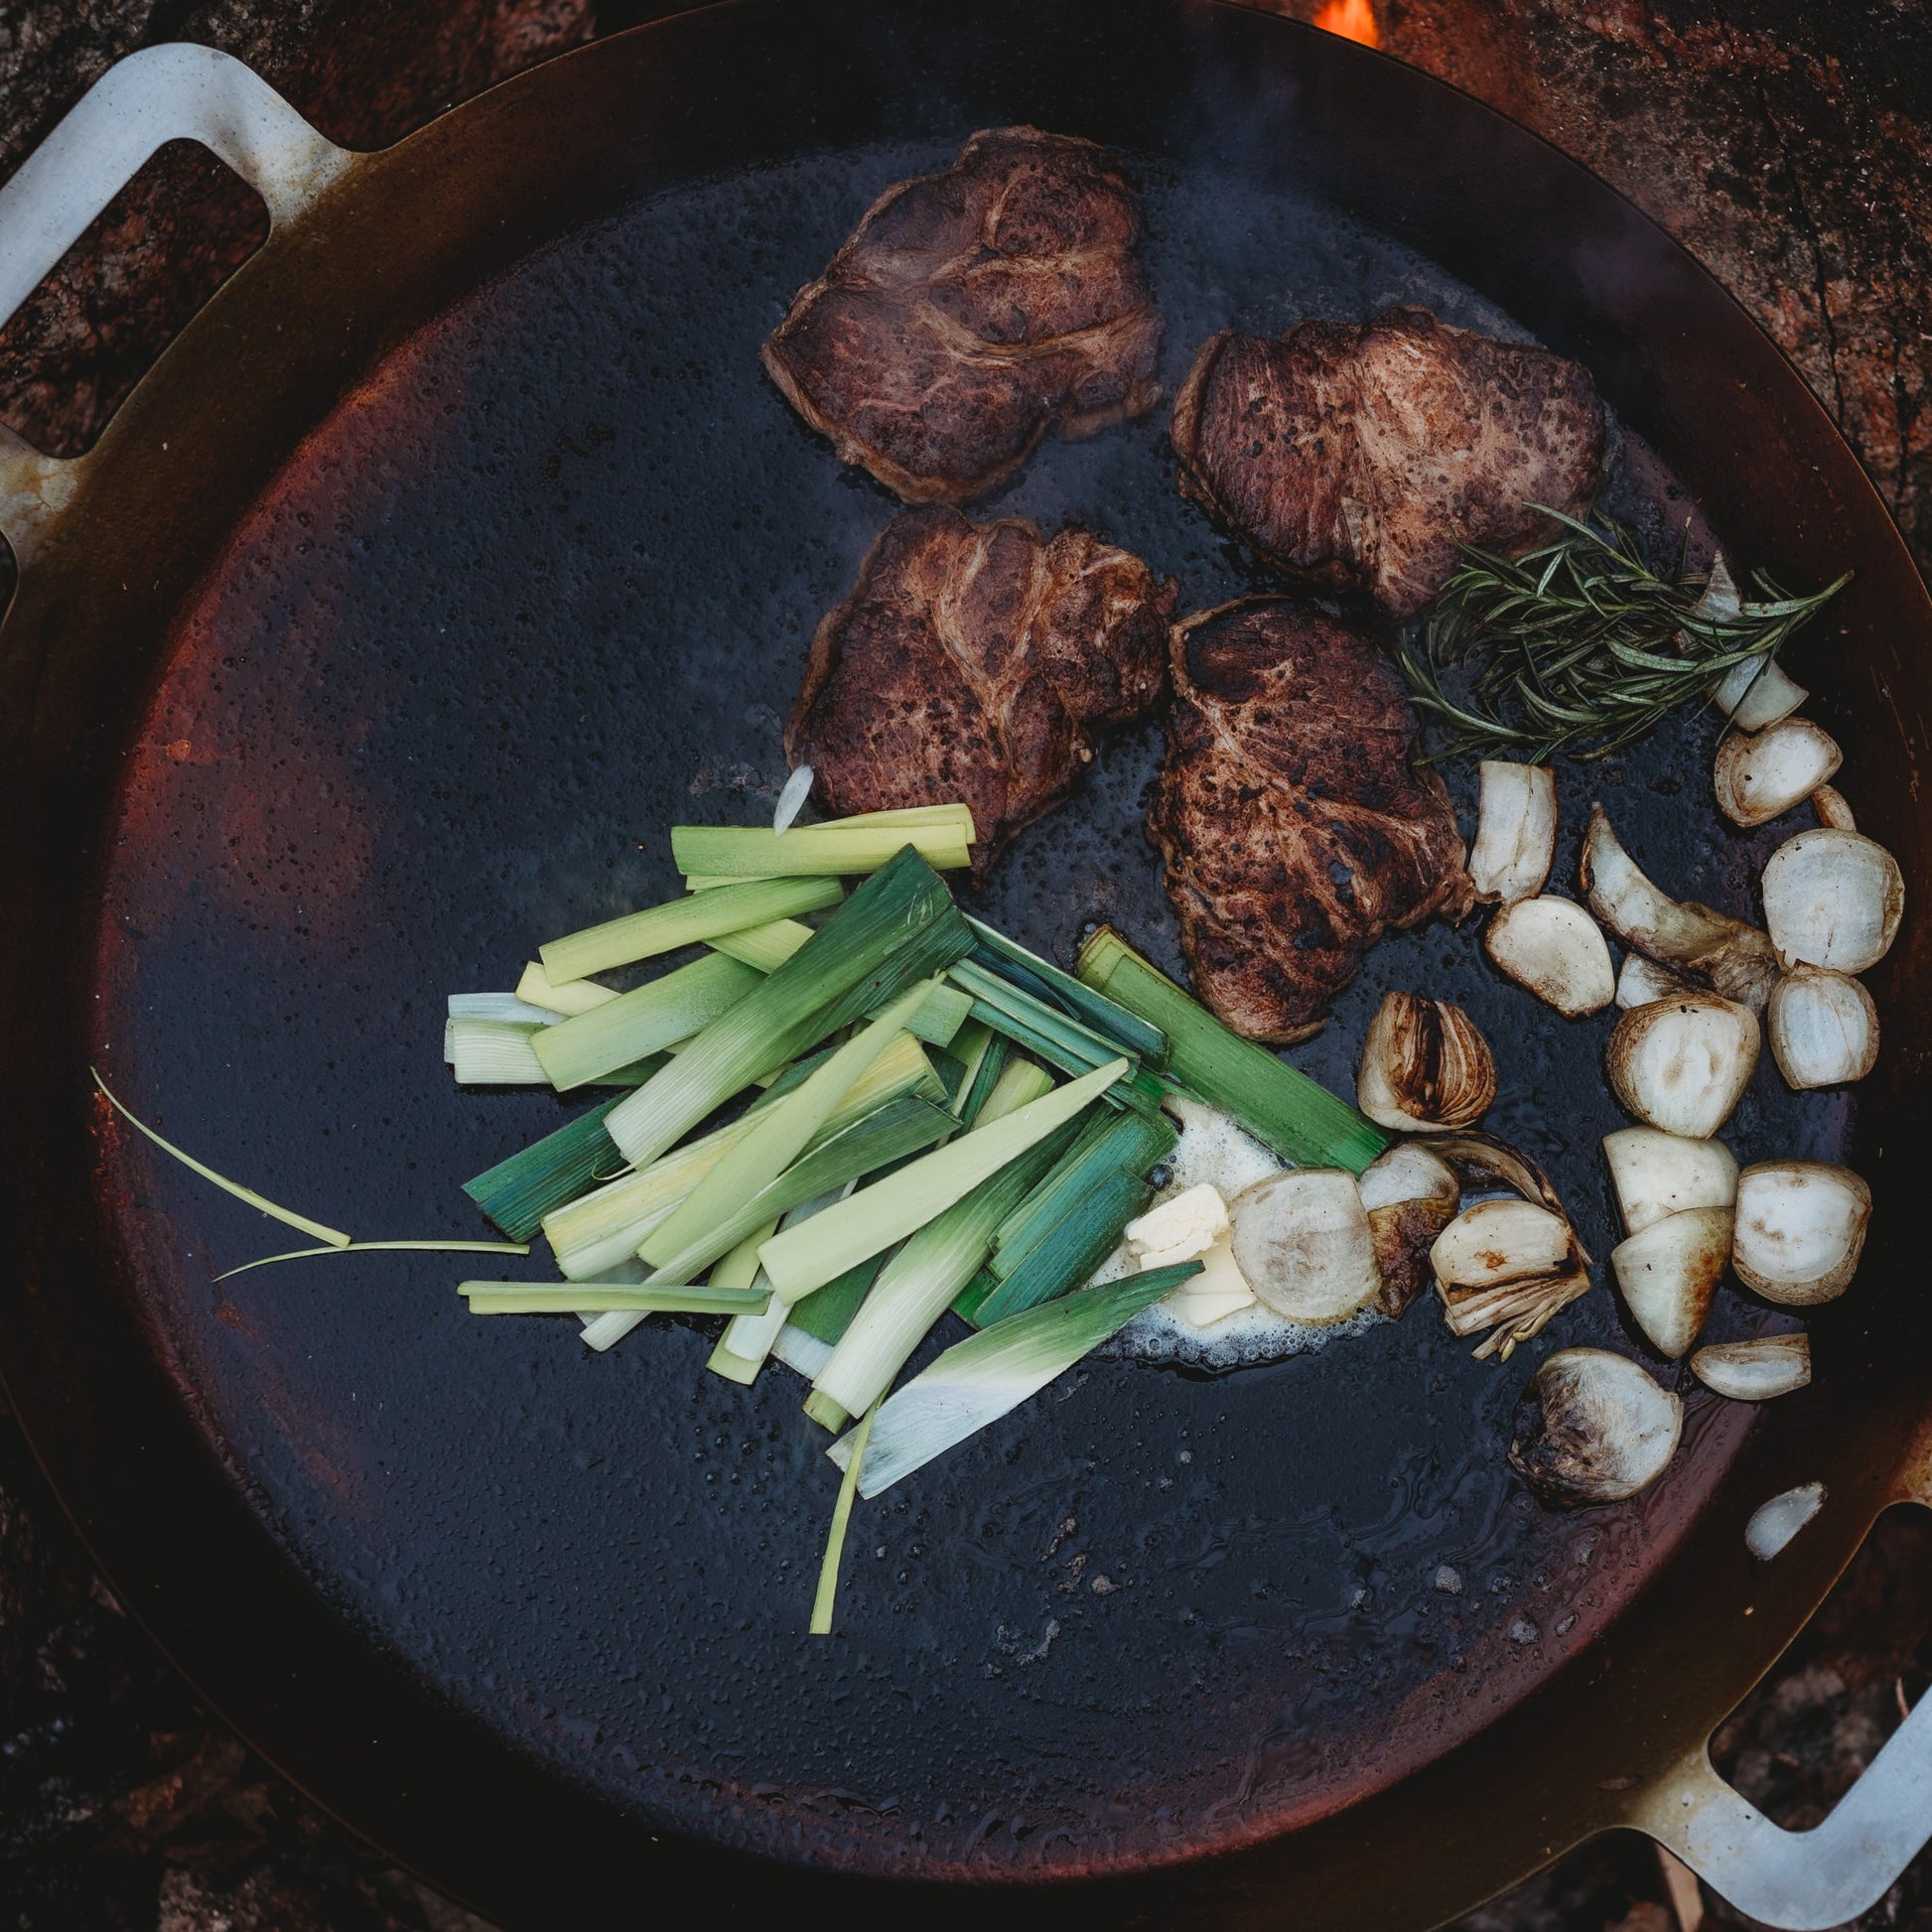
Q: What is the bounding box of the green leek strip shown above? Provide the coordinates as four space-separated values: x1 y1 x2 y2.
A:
514 960 618 1016
92 1068 352 1249
830 1261 1203 1499
461 1283 765 1314
963 916 1167 1062
707 918 814 973
899 979 973 1049
949 963 1130 1082
640 985 934 1268
804 1122 1077 1433
540 876 843 983
580 1095 956 1350
988 1106 1176 1283
759 1058 1127 1305
966 1168 1152 1327
602 848 970 1172
781 1252 886 1348
706 1212 798 1385
809 1400 878 1636
462 1100 625 1242
1076 927 1389 1173
217 1239 529 1282
669 824 968 880
532 952 760 1092
942 1020 995 1111
955 1032 1012 1127
973 1055 1052 1128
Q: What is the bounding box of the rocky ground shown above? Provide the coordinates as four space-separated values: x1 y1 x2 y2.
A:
1 1 1929 1926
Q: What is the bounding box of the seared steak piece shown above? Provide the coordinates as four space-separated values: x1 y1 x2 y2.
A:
1151 599 1473 1042
1171 308 1606 620
786 507 1174 881
762 127 1162 504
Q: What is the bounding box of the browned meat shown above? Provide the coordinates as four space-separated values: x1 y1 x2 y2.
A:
762 127 1162 504
786 507 1175 881
1171 307 1606 620
1151 598 1474 1042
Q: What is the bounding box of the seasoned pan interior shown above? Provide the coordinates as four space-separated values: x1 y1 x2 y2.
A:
89 135 1851 1873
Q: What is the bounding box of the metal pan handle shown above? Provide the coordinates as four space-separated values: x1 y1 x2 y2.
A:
0 43 351 566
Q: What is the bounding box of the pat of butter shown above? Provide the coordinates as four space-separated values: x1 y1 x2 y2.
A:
1156 1235 1257 1331
1127 1182 1229 1267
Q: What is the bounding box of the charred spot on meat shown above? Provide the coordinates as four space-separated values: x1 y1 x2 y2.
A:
786 506 1175 881
1171 307 1606 619
762 127 1163 504
1150 598 1473 1042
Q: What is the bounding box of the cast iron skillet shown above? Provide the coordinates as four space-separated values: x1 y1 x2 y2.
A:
1 3 1930 1926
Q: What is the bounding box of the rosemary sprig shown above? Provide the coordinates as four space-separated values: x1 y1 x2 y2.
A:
1400 509 1849 760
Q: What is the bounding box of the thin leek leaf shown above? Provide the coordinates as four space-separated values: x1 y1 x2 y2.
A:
810 1400 878 1636
515 959 618 1016
540 875 843 982
832 803 977 836
707 917 815 973
92 1069 352 1249
897 979 973 1049
217 1239 529 1281
640 985 934 1268
602 848 970 1171
830 1261 1203 1498
708 1187 845 1384
1076 928 1388 1172
973 1055 1052 1127
669 824 968 880
531 952 760 1091
967 1166 1152 1326
759 1058 1127 1304
781 1251 887 1347
462 1099 625 1242
963 916 1167 1061
462 1283 765 1314
955 1032 1011 1127
941 1020 995 1111
448 993 562 1026
988 1107 1176 1282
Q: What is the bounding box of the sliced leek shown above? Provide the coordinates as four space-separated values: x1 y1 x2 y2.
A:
462 1283 765 1314
670 824 969 880
531 952 761 1091
514 959 618 1016
462 1099 626 1241
540 875 842 982
707 918 815 974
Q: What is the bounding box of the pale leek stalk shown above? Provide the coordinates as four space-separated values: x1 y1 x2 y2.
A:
448 993 562 1026
540 876 842 982
973 1056 1053 1127
670 824 968 879
531 952 759 1091
461 1283 764 1314
809 1400 878 1635
759 1059 1127 1304
707 918 814 973
447 1019 549 1084
515 960 618 1016
708 1189 845 1385
830 1261 1203 1497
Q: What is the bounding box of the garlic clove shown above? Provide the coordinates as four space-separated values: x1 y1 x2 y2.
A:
1609 1205 1732 1357
1509 1347 1683 1506
1712 653 1809 733
1732 1161 1871 1305
1745 1481 1826 1560
1713 719 1842 828
1606 992 1760 1139
1228 1170 1381 1323
1602 1125 1737 1235
1356 991 1497 1132
1126 1182 1229 1268
1767 966 1879 1089
1811 783 1856 832
1761 828 1905 974
1470 760 1559 903
1431 1197 1573 1292
1691 1332 1811 1401
1616 952 1695 1009
1484 897 1614 1017
1359 1142 1459 1318
1580 806 1779 1012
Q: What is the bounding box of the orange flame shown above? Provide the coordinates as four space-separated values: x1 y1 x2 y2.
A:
1312 0 1379 47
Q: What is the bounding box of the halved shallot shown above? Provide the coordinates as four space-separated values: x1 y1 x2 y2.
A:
1509 1347 1683 1506
1609 1204 1732 1357
1602 1125 1737 1236
1228 1170 1381 1324
1606 993 1760 1139
1731 1161 1871 1305
1470 760 1559 903
1484 897 1614 1017
1356 992 1496 1133
1358 1141 1459 1317
1760 828 1904 974
1692 1332 1812 1401
1713 719 1842 828
1767 966 1878 1089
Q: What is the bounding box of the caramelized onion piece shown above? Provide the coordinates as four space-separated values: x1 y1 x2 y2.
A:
1731 1161 1871 1305
1713 719 1842 828
1602 1126 1737 1236
1760 828 1904 974
1509 1347 1683 1506
1356 992 1497 1133
1692 1332 1811 1401
1767 966 1878 1089
1606 992 1760 1140
1609 1204 1732 1357
1484 897 1615 1017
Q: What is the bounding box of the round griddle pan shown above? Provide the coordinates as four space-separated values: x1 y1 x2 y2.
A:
2 3 1930 1926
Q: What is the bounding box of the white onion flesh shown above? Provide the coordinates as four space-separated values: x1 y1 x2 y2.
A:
1484 897 1614 1017
1609 1205 1732 1357
1606 993 1760 1139
1509 1347 1683 1505
1761 828 1905 974
1602 1126 1737 1236
1616 952 1695 1009
1470 760 1559 903
1431 1197 1573 1292
1745 1481 1826 1560
1811 783 1856 832
1358 1142 1458 1213
1713 719 1842 828
1713 655 1809 732
1732 1161 1871 1305
1228 1170 1381 1323
772 763 815 835
1767 966 1878 1089
1692 1332 1811 1401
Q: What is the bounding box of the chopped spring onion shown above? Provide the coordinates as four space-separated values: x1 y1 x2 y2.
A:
531 952 761 1091
948 958 1136 1080
809 1400 878 1635
462 1283 765 1314
540 876 843 983
707 918 814 973
602 848 971 1171
972 1054 1052 1127
218 1238 529 1282
759 1058 1129 1304
965 1166 1152 1326
830 1261 1203 1498
462 1098 625 1241
448 993 562 1026
669 824 969 880
92 1068 352 1248
515 959 618 1017
963 916 1167 1061
1076 927 1389 1172
986 1105 1175 1283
